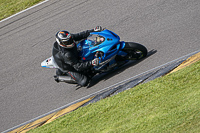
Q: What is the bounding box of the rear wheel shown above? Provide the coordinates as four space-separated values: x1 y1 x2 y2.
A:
122 42 147 60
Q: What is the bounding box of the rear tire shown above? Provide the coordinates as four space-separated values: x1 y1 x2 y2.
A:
122 42 147 60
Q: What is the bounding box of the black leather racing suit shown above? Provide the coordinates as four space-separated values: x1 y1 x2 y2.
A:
52 29 95 86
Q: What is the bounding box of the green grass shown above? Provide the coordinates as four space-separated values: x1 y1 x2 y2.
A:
29 61 200 133
0 0 44 20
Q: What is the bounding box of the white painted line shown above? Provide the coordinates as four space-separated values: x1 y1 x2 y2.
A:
0 0 49 23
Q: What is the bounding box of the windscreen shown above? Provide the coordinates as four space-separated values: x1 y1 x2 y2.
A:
87 34 105 47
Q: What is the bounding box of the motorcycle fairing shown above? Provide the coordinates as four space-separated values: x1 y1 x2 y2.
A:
76 29 128 71
77 29 127 61
41 56 59 69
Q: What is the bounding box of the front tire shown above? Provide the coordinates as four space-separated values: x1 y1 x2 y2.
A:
122 42 147 60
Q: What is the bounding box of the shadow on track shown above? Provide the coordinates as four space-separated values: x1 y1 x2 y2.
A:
86 49 157 88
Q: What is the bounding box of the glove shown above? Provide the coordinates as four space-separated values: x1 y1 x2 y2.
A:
94 26 102 32
92 58 100 66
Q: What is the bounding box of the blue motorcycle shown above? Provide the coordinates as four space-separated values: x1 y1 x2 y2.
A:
77 29 147 72
41 29 147 79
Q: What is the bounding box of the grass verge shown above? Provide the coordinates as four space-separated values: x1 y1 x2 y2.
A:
29 61 200 133
0 0 44 21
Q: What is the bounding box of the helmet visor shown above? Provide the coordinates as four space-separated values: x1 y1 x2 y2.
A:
56 38 75 48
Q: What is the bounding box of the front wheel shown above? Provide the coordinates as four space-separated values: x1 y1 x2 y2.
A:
122 42 147 60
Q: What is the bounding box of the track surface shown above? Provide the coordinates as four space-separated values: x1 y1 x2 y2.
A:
0 0 200 131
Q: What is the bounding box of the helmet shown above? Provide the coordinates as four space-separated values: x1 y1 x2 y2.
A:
55 30 75 48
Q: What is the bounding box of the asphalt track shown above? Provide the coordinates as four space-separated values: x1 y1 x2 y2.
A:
0 0 200 132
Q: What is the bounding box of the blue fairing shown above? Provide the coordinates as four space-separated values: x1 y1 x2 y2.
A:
77 29 127 71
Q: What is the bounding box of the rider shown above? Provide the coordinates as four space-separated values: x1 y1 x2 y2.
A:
53 26 102 87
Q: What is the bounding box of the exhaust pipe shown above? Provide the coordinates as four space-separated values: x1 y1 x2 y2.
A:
54 76 77 84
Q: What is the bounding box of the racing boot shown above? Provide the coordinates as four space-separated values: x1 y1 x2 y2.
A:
56 69 68 76
54 75 77 84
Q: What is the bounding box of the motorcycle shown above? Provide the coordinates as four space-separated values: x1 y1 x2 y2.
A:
41 29 147 83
